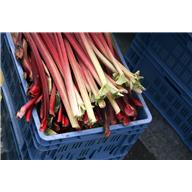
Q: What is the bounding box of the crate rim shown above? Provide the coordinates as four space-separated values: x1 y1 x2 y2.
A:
4 33 152 142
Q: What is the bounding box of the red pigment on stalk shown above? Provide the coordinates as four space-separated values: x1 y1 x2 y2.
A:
62 116 69 127
40 118 47 132
65 39 96 124
89 33 107 56
83 112 88 125
22 39 33 80
116 112 124 122
65 33 100 84
124 104 135 117
30 51 40 84
97 33 111 52
27 83 40 97
74 33 88 55
54 33 64 68
31 33 79 128
20 39 33 80
57 104 63 123
16 95 41 119
60 36 80 117
22 57 33 81
49 83 56 116
104 33 115 56
47 33 57 48
39 33 61 65
25 108 33 122
23 95 42 122
24 33 50 123
123 116 130 126
122 96 136 117
130 97 143 107
109 105 117 125
40 102 44 120
104 109 111 138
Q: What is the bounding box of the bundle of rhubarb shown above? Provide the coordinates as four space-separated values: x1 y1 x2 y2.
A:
12 33 144 137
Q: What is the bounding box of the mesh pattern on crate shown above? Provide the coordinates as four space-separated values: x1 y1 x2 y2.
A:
125 48 192 150
2 98 23 159
1 37 26 111
2 90 32 160
23 129 143 160
134 33 192 99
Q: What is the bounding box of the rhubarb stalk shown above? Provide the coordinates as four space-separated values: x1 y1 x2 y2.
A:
65 39 96 124
31 33 79 128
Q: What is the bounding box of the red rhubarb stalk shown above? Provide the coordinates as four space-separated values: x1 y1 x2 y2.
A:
62 116 69 127
39 33 61 65
98 33 127 85
31 33 79 128
129 96 143 107
116 112 124 122
49 83 56 116
17 95 41 119
104 109 111 138
122 96 136 117
40 118 47 132
58 36 80 117
79 33 108 86
21 39 33 80
89 33 108 56
57 104 63 123
123 116 130 126
104 33 115 56
65 33 101 85
25 108 33 122
65 39 96 124
24 33 50 122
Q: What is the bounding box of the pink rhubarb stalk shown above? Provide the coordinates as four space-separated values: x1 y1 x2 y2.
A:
16 95 41 119
49 83 56 116
65 33 101 85
24 33 50 123
58 36 80 118
65 39 96 124
104 33 115 56
31 33 79 128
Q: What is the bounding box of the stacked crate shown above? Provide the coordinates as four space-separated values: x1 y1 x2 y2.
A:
125 33 192 151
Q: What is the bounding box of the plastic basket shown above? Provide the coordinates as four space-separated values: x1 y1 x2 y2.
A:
2 81 146 160
1 86 31 160
1 33 152 159
132 33 192 100
125 39 192 151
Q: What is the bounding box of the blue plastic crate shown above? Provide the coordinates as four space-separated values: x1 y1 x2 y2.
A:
1 33 152 159
2 83 142 160
1 85 31 160
2 81 146 160
132 33 192 100
125 40 192 151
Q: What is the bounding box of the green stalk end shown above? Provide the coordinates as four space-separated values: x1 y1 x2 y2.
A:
114 73 128 85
